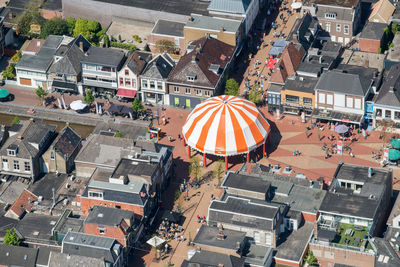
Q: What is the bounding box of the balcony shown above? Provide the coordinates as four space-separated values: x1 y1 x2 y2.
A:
83 78 117 88
82 69 114 77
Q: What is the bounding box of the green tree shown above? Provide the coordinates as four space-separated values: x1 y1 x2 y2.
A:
87 20 101 33
4 229 20 246
2 64 16 80
213 159 225 186
189 157 201 184
225 78 240 96
248 84 263 104
103 34 110 48
155 39 175 53
73 19 89 39
40 18 69 39
13 0 43 36
11 116 20 125
115 131 123 138
305 250 318 266
35 85 47 106
65 17 76 35
132 98 144 115
83 89 94 105
10 51 22 63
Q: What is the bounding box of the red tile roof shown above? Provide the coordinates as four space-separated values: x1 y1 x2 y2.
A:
8 189 38 219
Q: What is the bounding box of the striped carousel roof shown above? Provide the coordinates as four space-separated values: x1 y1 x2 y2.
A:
182 95 270 156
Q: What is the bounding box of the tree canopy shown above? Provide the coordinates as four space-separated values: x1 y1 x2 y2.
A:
189 157 201 183
35 85 47 105
14 0 44 36
225 78 240 96
132 98 144 115
248 84 263 104
155 39 175 53
83 89 94 105
40 18 69 39
73 19 102 44
4 229 20 246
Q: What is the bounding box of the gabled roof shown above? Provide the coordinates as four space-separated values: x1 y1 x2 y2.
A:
140 53 175 79
124 51 152 75
315 70 369 96
53 126 81 158
6 189 38 219
82 46 125 67
360 22 386 40
369 0 395 24
0 244 38 267
168 36 234 88
208 0 252 15
375 64 400 107
85 205 133 227
181 250 245 267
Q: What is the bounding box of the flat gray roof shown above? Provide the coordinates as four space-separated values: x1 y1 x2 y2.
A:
63 231 115 248
186 14 241 33
193 225 246 251
88 179 143 194
82 46 125 67
152 19 184 37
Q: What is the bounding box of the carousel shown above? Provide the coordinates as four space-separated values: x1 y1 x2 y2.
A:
182 95 271 170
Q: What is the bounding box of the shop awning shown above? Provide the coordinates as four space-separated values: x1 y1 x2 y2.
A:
52 80 78 91
116 88 137 98
312 109 363 124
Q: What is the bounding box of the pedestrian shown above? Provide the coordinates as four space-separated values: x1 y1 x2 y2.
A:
318 129 321 141
306 128 309 138
165 243 169 254
175 232 178 240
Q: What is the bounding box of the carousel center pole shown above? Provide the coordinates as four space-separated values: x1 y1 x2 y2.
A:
247 152 250 163
225 156 228 171
187 146 191 159
263 142 266 157
203 153 207 168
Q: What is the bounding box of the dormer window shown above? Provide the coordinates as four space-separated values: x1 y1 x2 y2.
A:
208 64 220 75
7 146 17 156
187 74 197 82
88 190 103 199
325 13 336 19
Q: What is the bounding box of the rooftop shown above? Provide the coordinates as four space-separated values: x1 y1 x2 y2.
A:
341 49 385 72
375 64 400 108
141 53 175 80
283 76 319 94
152 19 185 37
181 250 245 267
16 213 59 243
0 244 38 267
303 0 359 8
387 34 400 62
222 172 271 194
334 163 392 185
360 22 387 40
48 251 106 267
193 225 246 251
92 121 148 140
23 38 45 54
124 51 152 75
91 0 209 16
110 158 159 180
186 14 241 33
82 46 125 67
315 71 369 96
53 126 81 158
275 222 313 263
208 0 252 14
85 205 133 227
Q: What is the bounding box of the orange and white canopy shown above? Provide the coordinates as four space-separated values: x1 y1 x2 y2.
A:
182 95 270 156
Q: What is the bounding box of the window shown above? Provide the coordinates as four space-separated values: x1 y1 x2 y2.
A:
187 75 196 82
116 205 121 209
2 159 8 170
325 13 336 19
346 96 353 108
395 111 400 120
50 152 55 159
344 25 349 35
174 38 179 46
119 77 124 85
174 97 180 106
254 231 260 243
132 79 136 88
319 93 325 104
354 98 361 109
196 89 202 96
376 109 382 117
336 24 341 32
325 22 331 32
327 94 333 105
150 81 155 89
13 160 19 171
204 90 210 97
285 95 299 103
142 80 148 88
98 227 105 234
125 69 129 76
174 86 179 93
24 162 30 172
125 78 131 87
185 88 191 94
88 191 103 199
304 97 312 105
265 233 272 245
385 110 392 119
157 82 163 90
7 149 16 156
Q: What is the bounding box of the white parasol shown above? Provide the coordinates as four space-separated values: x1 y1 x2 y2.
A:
57 98 62 109
70 100 87 111
291 2 302 9
146 236 165 247
61 95 66 109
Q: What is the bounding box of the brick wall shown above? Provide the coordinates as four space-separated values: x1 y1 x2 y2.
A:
84 223 127 246
302 211 318 222
274 257 300 267
359 39 381 53
309 243 375 267
79 196 144 218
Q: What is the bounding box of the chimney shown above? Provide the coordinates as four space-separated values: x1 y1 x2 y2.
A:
319 55 322 64
37 41 41 47
188 16 193 22
220 27 225 32
218 264 224 267
17 135 23 140
191 54 197 63
389 86 395 93
79 42 83 51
